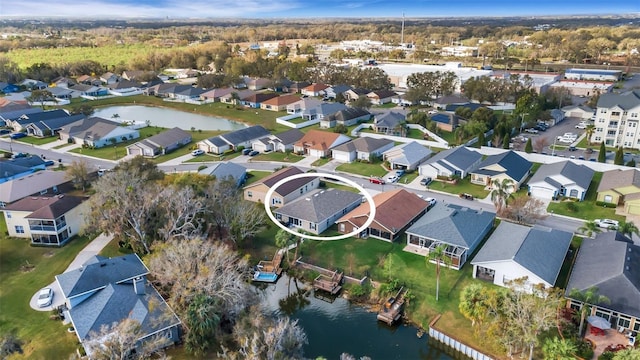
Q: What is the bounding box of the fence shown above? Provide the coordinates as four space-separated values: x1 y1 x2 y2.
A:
295 259 367 285
429 315 494 360
276 114 319 129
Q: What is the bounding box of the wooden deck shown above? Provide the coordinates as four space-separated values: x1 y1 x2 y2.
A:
256 251 284 275
377 286 406 326
313 270 343 295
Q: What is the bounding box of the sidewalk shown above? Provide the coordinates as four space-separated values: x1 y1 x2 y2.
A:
29 233 113 312
157 153 197 166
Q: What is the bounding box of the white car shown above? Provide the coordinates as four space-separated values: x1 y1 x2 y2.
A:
557 137 575 144
37 288 53 307
191 149 205 156
594 219 619 229
386 175 399 183
425 197 437 208
575 122 588 129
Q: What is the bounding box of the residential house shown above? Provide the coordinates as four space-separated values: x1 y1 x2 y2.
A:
154 84 194 99
0 104 41 126
0 82 20 94
432 94 470 110
59 117 140 148
406 203 496 270
565 231 640 333
6 109 73 131
55 254 181 356
383 141 433 171
444 102 485 113
286 98 323 114
48 87 75 100
75 75 102 86
373 111 406 136
331 137 394 163
419 146 482 179
68 84 108 97
243 166 319 207
2 195 86 246
197 125 270 154
344 88 370 102
472 222 573 290
126 127 192 157
107 80 143 96
592 90 640 148
143 83 176 97
367 89 397 105
174 87 206 101
325 85 352 99
121 70 149 81
199 87 235 102
241 93 279 108
51 77 76 89
336 189 429 242
274 188 362 235
198 162 247 187
293 129 351 158
243 77 272 91
24 114 85 137
320 108 371 129
470 150 533 191
548 108 566 126
285 81 311 94
597 168 640 215
528 161 594 201
562 105 595 120
301 83 329 97
220 89 257 105
100 72 119 85
301 103 348 122
0 159 41 184
20 79 48 90
260 94 300 111
0 171 71 206
176 69 199 78
430 112 461 132
251 128 304 153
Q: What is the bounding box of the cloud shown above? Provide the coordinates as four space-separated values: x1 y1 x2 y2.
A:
1 0 302 18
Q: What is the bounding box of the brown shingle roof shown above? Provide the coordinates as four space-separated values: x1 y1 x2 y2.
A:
294 130 342 151
337 189 428 233
249 166 317 197
597 169 640 192
261 94 300 106
303 83 329 92
4 195 84 219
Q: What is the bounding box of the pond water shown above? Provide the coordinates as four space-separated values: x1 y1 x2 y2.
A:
93 105 247 131
258 274 456 360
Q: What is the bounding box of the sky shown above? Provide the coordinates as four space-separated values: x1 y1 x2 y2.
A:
1 0 639 19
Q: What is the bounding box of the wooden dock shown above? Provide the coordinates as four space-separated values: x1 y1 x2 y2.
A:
377 286 406 326
256 251 284 276
313 270 343 295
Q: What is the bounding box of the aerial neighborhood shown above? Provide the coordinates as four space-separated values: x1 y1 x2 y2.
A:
1 13 640 360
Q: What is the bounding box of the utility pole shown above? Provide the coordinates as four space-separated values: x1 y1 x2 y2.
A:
401 12 405 45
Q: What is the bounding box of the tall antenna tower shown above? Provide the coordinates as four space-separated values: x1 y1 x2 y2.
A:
401 12 405 44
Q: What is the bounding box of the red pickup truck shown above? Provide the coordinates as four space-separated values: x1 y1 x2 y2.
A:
369 177 385 185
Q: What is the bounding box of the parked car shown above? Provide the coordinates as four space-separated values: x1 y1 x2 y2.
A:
594 219 619 229
369 177 385 185
386 174 399 183
191 149 205 156
248 150 259 157
10 132 27 139
37 287 53 307
0 129 11 135
524 128 539 134
395 169 405 177
43 160 55 167
568 146 577 151
420 177 432 186
425 197 437 208
575 121 588 129
557 137 575 144
459 193 474 200
242 148 252 155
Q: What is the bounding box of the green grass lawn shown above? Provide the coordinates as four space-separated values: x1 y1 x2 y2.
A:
437 130 456 145
407 128 425 140
253 151 304 163
16 136 59 146
311 157 331 167
183 151 242 163
546 172 625 221
399 171 419 184
335 161 388 178
427 177 490 199
373 103 397 109
322 181 361 193
243 171 272 186
69 126 164 160
0 221 95 359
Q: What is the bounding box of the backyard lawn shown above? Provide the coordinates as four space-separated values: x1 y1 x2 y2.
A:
0 217 95 359
546 171 625 221
427 177 490 199
16 136 59 146
252 151 304 163
243 170 272 186
335 161 388 178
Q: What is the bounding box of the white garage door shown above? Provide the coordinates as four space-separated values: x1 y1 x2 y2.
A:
529 186 556 200
332 150 355 163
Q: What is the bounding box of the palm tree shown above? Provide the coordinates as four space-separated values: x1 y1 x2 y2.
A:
585 124 596 146
618 221 639 239
428 244 452 301
542 337 577 360
568 286 610 336
490 178 514 214
578 221 602 238
275 229 296 265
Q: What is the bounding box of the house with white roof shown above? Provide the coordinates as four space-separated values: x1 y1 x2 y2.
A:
528 161 594 201
383 141 432 171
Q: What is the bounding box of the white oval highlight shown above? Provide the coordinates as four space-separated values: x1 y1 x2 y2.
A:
264 172 376 241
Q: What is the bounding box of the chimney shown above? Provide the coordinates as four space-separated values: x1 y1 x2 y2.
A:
133 276 145 295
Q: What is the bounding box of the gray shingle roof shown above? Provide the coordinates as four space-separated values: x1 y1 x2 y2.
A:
142 127 191 149
303 103 348 117
220 125 270 146
325 107 371 122
406 203 495 249
597 90 640 110
528 161 594 190
565 232 640 318
55 254 149 299
332 137 394 153
11 109 70 125
597 168 640 192
273 128 304 145
247 166 316 197
383 141 433 167
472 222 572 285
426 146 482 171
198 161 246 182
28 114 85 132
275 188 362 223
374 111 405 128
473 150 533 183
69 281 180 341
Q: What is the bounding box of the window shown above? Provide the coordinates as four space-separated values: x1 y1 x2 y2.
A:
569 189 579 198
300 188 303 194
5 212 11 219
596 128 603 132
600 109 607 113
275 213 281 220
339 223 345 232
604 195 613 203
608 130 617 136
612 111 620 116
631 113 639 118
247 191 252 198
634 321 640 332
619 316 631 329
310 223 316 230
15 225 24 234
595 310 610 320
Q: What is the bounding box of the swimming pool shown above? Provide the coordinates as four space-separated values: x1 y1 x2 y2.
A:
253 271 279 283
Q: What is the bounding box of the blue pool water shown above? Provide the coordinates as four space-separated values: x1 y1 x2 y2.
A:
253 271 279 282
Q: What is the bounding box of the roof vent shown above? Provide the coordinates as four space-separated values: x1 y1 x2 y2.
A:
305 198 310 201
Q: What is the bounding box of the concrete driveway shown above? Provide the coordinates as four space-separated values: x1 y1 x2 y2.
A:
29 233 113 312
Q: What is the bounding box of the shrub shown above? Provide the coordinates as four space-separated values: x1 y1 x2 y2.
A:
595 201 617 208
598 351 615 360
565 201 578 213
575 339 594 360
0 333 23 358
197 165 208 171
